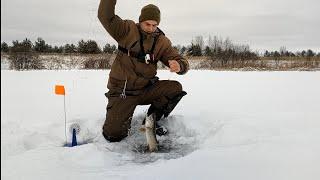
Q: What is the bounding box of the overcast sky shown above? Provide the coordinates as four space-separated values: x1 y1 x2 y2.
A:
1 0 320 52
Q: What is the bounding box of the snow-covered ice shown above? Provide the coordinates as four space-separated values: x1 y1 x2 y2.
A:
1 70 320 180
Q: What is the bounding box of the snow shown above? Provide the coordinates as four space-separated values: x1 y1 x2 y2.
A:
1 70 320 180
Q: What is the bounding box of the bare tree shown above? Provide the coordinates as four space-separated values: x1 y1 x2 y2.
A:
193 36 204 52
280 46 287 56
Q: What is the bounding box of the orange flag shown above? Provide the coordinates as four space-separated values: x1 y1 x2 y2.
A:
55 85 65 95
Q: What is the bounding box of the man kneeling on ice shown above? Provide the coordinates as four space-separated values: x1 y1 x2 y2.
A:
98 0 189 142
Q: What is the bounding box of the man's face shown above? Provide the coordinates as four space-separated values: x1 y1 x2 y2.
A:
140 20 158 34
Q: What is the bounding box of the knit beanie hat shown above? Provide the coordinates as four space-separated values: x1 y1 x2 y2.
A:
139 4 161 24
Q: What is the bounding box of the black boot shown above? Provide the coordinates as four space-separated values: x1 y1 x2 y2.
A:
155 122 168 136
142 91 187 136
163 91 187 118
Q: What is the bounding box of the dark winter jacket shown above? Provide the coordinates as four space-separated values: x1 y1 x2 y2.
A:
98 0 189 93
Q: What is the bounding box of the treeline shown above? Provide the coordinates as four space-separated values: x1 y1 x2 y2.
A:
263 46 319 60
1 38 117 54
1 37 319 58
1 36 319 70
0 38 117 70
174 36 319 59
176 36 259 67
174 36 319 69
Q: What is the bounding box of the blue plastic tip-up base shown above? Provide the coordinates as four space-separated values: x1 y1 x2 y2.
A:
71 128 77 146
64 128 78 147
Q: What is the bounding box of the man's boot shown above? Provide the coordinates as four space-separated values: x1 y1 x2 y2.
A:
142 91 187 136
162 91 187 118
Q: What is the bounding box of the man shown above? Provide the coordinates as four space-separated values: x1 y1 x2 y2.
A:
98 0 189 142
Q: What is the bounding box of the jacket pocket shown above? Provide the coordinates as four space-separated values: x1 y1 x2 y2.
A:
106 96 122 111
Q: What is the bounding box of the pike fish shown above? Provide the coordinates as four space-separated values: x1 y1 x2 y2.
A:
144 114 158 152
